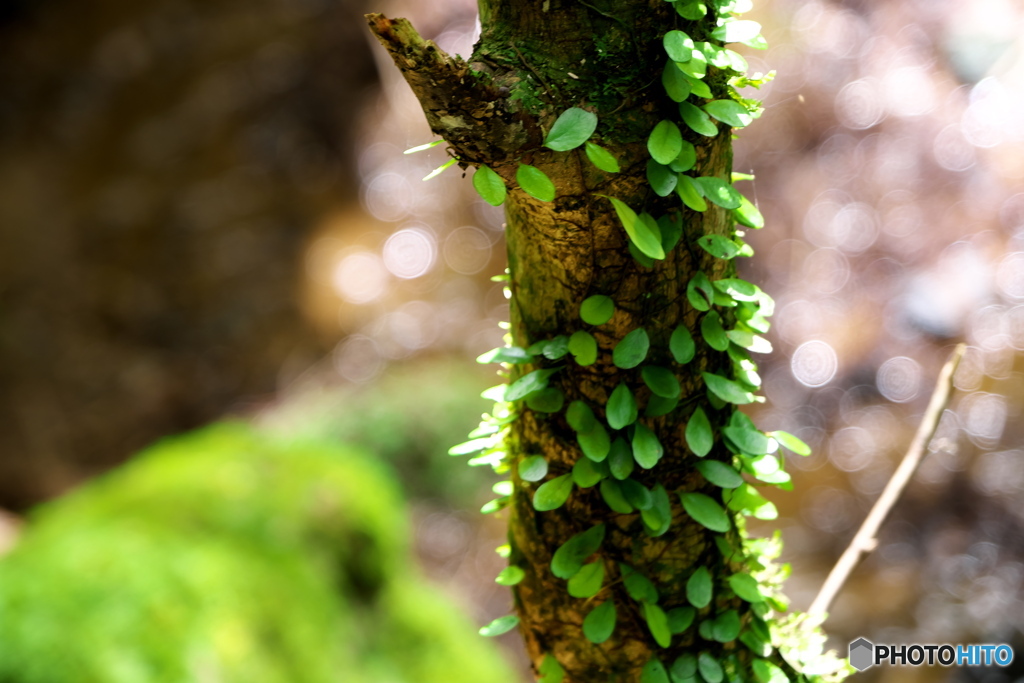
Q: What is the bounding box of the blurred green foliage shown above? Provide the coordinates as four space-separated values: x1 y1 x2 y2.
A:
0 422 510 683
265 358 498 506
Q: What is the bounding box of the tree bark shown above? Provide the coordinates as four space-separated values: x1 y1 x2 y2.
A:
369 3 814 682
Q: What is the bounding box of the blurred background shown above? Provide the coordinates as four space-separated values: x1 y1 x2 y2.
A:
0 0 1022 681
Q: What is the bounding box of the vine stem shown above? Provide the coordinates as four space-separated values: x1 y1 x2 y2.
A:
807 343 966 617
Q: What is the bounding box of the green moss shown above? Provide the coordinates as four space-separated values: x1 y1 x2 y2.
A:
0 423 509 683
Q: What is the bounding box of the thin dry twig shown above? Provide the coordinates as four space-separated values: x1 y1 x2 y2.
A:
808 343 966 617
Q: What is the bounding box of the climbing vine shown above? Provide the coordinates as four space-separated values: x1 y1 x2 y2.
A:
380 0 851 681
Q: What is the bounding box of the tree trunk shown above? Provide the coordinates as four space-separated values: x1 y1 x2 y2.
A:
369 2 840 682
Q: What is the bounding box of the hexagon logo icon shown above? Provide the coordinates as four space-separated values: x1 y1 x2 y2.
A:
849 638 875 671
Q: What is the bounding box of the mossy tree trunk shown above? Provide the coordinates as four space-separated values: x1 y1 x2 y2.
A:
368 3 818 682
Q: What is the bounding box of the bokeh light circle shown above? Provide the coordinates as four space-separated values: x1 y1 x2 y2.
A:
791 340 838 387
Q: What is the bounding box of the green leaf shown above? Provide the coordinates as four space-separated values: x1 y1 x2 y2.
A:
600 478 634 513
676 175 708 212
642 483 672 537
698 41 732 68
658 213 683 251
645 394 679 418
685 278 711 312
623 565 659 603
695 177 742 209
572 456 606 488
670 325 696 364
496 566 526 586
696 460 743 488
566 400 597 432
668 141 697 173
533 474 573 511
568 331 598 366
480 496 510 514
644 603 672 648
403 139 443 154
679 102 718 137
613 328 650 369
702 372 755 405
677 50 707 79
662 60 691 103
551 524 606 579
667 607 695 634
648 120 683 165
642 658 671 683
683 72 712 98
630 242 655 269
476 345 532 364
479 614 519 637
722 425 770 455
686 566 713 608
680 492 731 533
698 652 724 683
642 366 681 399
473 165 507 206
607 383 639 430
583 601 617 644
713 277 759 301
584 141 620 173
519 455 549 482
724 48 749 72
685 407 714 457
724 483 778 520
607 438 634 480
528 336 569 359
517 164 556 202
728 573 764 603
697 234 741 259
711 19 762 44
604 196 665 260
675 0 707 19
671 653 698 681
704 99 753 128
734 193 765 228
647 160 678 197
507 368 559 401
422 157 457 181
544 107 598 151
663 30 694 62
568 560 605 598
632 423 664 469
772 430 811 456
700 311 729 351
448 437 493 456
578 423 611 462
527 387 565 413
620 478 653 510
711 610 741 642
539 654 566 683
752 658 790 683
580 295 614 325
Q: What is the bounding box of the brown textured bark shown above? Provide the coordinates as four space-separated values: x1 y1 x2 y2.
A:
370 3 752 680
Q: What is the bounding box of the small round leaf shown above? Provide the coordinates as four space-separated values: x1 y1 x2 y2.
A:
519 455 549 482
613 328 650 369
583 601 617 644
680 492 731 533
473 165 507 206
544 107 598 151
580 295 614 325
479 614 519 637
585 141 620 173
533 474 574 512
516 163 556 202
